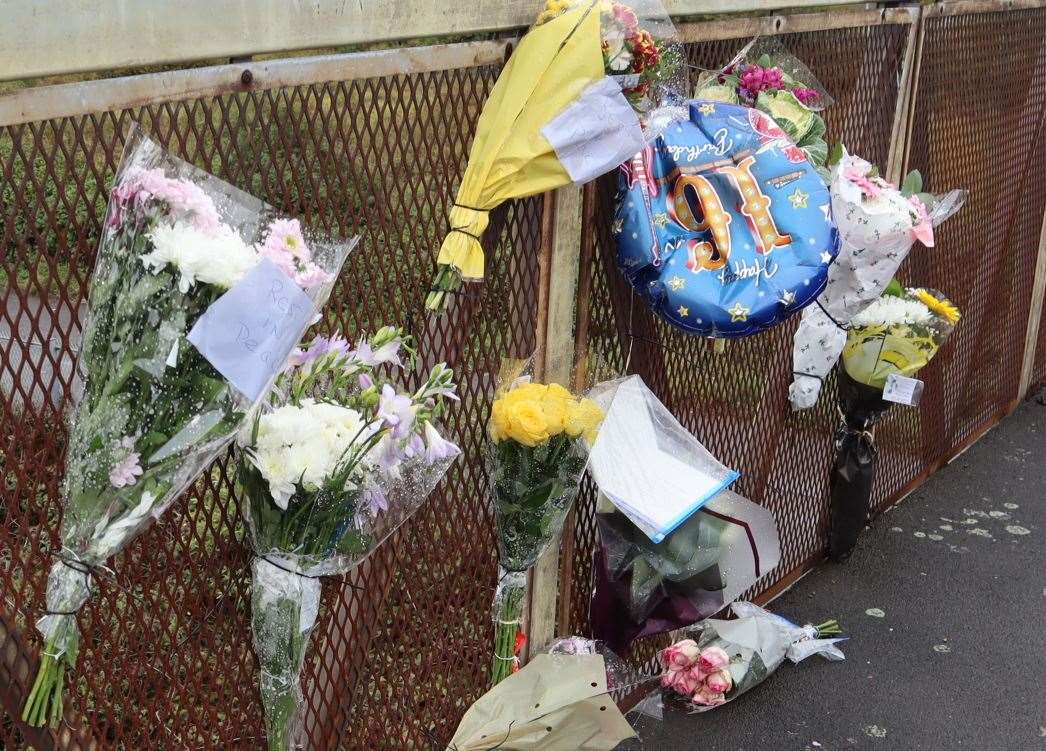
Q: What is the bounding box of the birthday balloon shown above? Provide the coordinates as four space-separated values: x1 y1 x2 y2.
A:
615 100 839 337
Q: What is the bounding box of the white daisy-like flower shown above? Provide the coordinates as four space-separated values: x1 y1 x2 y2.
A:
143 220 259 292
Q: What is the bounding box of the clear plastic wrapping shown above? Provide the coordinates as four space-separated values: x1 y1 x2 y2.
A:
695 36 833 172
654 601 844 711
590 489 781 653
586 376 739 541
23 126 352 728
237 328 461 750
789 153 966 409
488 362 604 685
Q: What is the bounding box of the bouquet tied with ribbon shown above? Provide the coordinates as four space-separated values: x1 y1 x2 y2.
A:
22 126 351 727
789 153 966 410
238 326 460 750
488 363 604 685
828 285 960 559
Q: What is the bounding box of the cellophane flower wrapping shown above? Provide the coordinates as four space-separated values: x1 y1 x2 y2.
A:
536 0 687 129
488 362 604 686
23 126 352 728
695 37 834 173
653 601 844 712
789 154 966 409
426 0 685 311
237 328 461 750
590 489 781 653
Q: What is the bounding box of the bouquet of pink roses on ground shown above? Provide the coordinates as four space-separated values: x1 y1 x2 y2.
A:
657 602 844 710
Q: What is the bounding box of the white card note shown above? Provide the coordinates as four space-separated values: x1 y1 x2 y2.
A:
882 373 923 406
188 258 312 401
541 76 646 185
587 376 740 542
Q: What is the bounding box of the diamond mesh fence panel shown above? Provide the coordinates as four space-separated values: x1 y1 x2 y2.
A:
903 6 1046 461
565 11 1046 650
0 62 545 749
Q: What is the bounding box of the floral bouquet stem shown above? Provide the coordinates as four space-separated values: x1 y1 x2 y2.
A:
490 569 528 685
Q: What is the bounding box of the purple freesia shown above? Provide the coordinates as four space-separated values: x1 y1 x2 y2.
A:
360 484 389 518
423 422 460 463
377 384 415 438
403 433 426 460
354 339 401 368
293 334 351 368
358 373 374 390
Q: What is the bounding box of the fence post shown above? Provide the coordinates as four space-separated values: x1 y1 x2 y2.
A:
526 183 584 656
886 6 922 184
1018 209 1046 398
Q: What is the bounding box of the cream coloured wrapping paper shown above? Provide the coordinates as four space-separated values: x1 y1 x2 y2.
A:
447 654 635 750
788 155 965 409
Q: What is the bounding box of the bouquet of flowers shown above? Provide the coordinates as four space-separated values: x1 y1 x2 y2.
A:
657 602 844 710
22 127 351 727
696 37 833 172
488 373 604 685
590 489 781 653
827 287 960 559
843 286 960 389
789 153 966 409
426 0 683 311
238 327 460 751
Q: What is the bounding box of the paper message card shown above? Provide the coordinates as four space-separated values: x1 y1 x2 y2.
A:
541 76 646 185
882 374 924 406
188 258 312 401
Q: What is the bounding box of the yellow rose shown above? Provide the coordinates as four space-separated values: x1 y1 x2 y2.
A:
503 383 548 404
545 383 573 402
505 401 550 447
565 398 604 440
490 398 510 442
542 396 569 435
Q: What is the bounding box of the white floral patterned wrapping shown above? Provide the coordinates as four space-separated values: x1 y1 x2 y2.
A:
788 154 965 409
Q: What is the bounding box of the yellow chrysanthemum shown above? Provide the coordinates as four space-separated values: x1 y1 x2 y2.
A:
912 289 960 325
536 0 571 24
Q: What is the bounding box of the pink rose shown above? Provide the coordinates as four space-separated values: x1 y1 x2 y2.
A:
692 685 727 707
668 668 701 697
705 669 732 694
909 195 935 247
697 645 730 673
687 664 707 683
660 639 700 671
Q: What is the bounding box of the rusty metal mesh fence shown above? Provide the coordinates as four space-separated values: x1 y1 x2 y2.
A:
565 10 1046 647
903 6 1046 458
0 61 547 749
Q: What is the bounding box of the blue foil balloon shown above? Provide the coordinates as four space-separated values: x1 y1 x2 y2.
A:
615 100 839 337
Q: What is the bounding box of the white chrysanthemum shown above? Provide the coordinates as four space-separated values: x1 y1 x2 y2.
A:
249 400 369 508
850 295 934 328
143 221 258 292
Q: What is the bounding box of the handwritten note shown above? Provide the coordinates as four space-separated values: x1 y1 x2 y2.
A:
188 258 312 401
882 374 924 406
541 76 645 185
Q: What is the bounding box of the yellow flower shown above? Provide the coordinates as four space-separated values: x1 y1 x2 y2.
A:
490 399 509 442
503 382 549 404
504 401 550 447
536 0 571 24
565 398 604 441
911 289 960 325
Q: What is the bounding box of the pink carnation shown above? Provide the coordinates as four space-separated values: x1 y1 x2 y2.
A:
793 87 821 105
909 195 935 247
